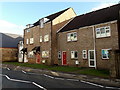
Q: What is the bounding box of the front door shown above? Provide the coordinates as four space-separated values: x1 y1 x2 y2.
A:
36 54 40 64
88 50 96 68
62 51 67 65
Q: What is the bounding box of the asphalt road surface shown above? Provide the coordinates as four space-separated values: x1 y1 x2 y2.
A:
1 68 119 90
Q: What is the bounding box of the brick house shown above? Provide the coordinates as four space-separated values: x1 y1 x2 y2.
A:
0 33 23 62
23 8 76 65
57 4 120 70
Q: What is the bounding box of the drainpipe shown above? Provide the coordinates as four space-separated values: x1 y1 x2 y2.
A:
50 21 53 65
92 26 97 69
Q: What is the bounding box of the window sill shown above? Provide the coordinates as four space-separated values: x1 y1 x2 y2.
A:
71 58 78 60
67 40 77 42
83 58 87 60
96 36 111 39
44 41 49 42
42 57 49 59
30 43 34 45
102 58 109 60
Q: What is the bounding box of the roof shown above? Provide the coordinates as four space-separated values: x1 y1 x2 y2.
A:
0 33 23 48
33 8 70 26
59 4 120 32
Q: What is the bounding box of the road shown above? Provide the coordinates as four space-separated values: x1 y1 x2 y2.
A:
1 68 119 90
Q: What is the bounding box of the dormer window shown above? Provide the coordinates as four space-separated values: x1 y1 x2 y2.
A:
26 29 30 33
40 19 44 28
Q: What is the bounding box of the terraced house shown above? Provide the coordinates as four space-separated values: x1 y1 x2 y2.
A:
57 3 120 72
23 8 76 65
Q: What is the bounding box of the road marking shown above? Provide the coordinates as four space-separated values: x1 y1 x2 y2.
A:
66 79 79 82
1 74 47 89
27 72 43 75
105 86 120 90
32 82 47 90
4 75 11 80
10 78 31 83
4 75 31 83
43 74 54 79
80 80 104 88
7 68 10 70
54 77 64 80
22 70 26 74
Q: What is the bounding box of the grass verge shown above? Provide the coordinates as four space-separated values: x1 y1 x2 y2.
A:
3 62 110 78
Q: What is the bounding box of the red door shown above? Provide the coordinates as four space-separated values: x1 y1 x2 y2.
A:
62 51 67 65
36 54 40 64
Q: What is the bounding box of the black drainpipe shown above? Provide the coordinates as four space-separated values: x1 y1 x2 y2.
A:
118 10 120 50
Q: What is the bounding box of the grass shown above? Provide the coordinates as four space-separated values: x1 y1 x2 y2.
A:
78 68 109 78
3 62 110 78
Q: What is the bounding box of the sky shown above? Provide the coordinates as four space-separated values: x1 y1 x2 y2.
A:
0 1 119 35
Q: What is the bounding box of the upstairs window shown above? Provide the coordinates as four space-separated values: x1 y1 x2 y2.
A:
82 50 87 59
26 39 29 44
67 32 77 42
96 26 110 38
44 35 49 42
30 38 34 44
40 36 42 42
101 49 109 59
40 19 44 28
26 29 30 33
71 51 78 59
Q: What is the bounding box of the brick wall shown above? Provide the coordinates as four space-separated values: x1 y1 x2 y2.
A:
58 21 119 70
1 48 18 62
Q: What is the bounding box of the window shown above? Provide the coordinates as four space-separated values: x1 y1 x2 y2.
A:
58 51 61 59
30 38 34 44
26 29 30 33
40 36 42 42
28 51 34 58
44 35 49 42
71 51 78 59
96 26 110 38
101 49 109 59
40 19 44 28
42 51 49 58
67 32 77 42
82 50 87 59
105 26 110 36
26 39 29 44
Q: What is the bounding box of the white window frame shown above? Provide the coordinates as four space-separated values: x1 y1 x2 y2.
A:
96 26 111 38
82 50 87 59
40 19 44 28
26 39 29 44
44 34 49 42
101 49 109 59
42 51 49 58
71 51 78 59
67 32 77 42
26 29 30 33
58 51 61 59
28 51 34 58
40 36 42 42
30 38 34 44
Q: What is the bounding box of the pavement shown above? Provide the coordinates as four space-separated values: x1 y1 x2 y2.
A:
1 64 120 89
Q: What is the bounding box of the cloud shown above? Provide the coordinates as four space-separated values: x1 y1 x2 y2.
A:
0 20 24 35
91 3 117 11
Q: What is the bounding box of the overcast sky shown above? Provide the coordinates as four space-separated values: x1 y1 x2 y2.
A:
0 0 119 35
